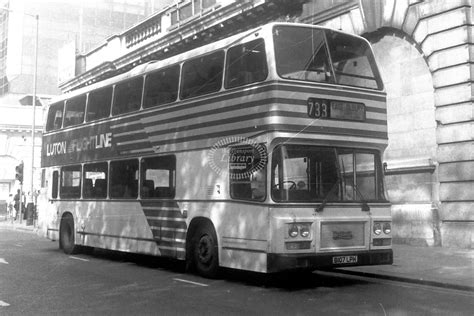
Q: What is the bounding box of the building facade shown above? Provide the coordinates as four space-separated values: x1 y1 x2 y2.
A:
0 0 164 207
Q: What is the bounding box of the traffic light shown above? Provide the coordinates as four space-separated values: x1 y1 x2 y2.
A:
15 162 24 184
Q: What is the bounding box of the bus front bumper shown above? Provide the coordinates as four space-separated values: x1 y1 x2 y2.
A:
267 249 393 273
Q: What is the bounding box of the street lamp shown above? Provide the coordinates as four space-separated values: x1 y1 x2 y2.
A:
1 6 39 224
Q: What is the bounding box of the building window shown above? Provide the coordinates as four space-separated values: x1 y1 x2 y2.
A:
202 0 216 10
170 10 178 25
179 3 192 21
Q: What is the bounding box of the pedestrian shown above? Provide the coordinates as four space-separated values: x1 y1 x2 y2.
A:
7 193 14 222
13 189 20 220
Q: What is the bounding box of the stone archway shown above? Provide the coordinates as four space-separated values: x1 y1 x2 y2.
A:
300 0 473 248
368 29 439 246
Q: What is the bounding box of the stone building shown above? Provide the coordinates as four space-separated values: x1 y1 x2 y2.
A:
0 0 164 207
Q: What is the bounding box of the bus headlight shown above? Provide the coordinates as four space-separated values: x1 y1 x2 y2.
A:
287 223 312 238
288 224 299 238
300 224 311 238
373 222 382 235
383 222 391 234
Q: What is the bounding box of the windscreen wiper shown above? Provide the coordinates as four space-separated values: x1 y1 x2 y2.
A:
352 183 370 212
315 181 339 213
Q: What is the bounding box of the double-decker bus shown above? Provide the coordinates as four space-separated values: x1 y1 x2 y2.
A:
40 22 392 278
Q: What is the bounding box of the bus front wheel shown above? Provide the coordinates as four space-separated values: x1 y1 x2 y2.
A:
192 222 219 278
59 214 79 255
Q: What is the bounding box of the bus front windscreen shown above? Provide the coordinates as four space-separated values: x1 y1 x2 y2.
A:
271 145 386 203
273 25 383 90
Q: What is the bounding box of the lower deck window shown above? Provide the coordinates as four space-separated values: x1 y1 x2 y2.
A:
229 145 267 201
60 165 81 199
110 159 139 198
140 155 176 198
83 162 108 199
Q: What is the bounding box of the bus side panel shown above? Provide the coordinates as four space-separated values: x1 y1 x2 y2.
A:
212 202 269 273
178 150 271 273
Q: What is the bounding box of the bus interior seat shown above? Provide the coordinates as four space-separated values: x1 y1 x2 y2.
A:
154 187 172 198
83 179 93 197
142 180 155 197
94 179 107 197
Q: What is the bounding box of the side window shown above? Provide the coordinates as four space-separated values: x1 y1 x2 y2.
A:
180 51 224 99
64 95 86 127
110 159 139 198
225 38 268 89
355 153 377 200
144 65 180 108
140 155 176 199
60 165 81 199
83 162 108 199
229 145 267 201
86 86 112 121
112 77 143 115
52 170 59 199
46 102 64 131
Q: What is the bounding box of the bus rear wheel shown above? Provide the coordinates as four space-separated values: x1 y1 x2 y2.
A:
192 222 219 278
59 214 79 255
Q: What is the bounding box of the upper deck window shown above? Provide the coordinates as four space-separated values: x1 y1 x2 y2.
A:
112 77 143 115
225 38 268 89
64 95 86 127
273 25 383 90
46 101 64 131
86 86 112 121
144 65 180 108
180 51 224 99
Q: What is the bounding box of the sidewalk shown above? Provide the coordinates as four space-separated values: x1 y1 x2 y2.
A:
338 244 474 292
1 218 473 291
0 218 39 233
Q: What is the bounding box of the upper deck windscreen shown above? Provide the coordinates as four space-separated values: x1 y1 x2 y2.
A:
273 25 383 90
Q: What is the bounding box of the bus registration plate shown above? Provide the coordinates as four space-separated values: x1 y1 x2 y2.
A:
332 255 358 264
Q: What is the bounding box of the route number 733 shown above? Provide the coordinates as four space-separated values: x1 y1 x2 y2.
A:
307 98 330 119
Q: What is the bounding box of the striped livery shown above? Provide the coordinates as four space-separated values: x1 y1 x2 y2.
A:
42 81 386 166
140 201 187 259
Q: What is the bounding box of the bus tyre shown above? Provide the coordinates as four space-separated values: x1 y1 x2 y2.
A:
192 222 219 278
59 215 79 255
